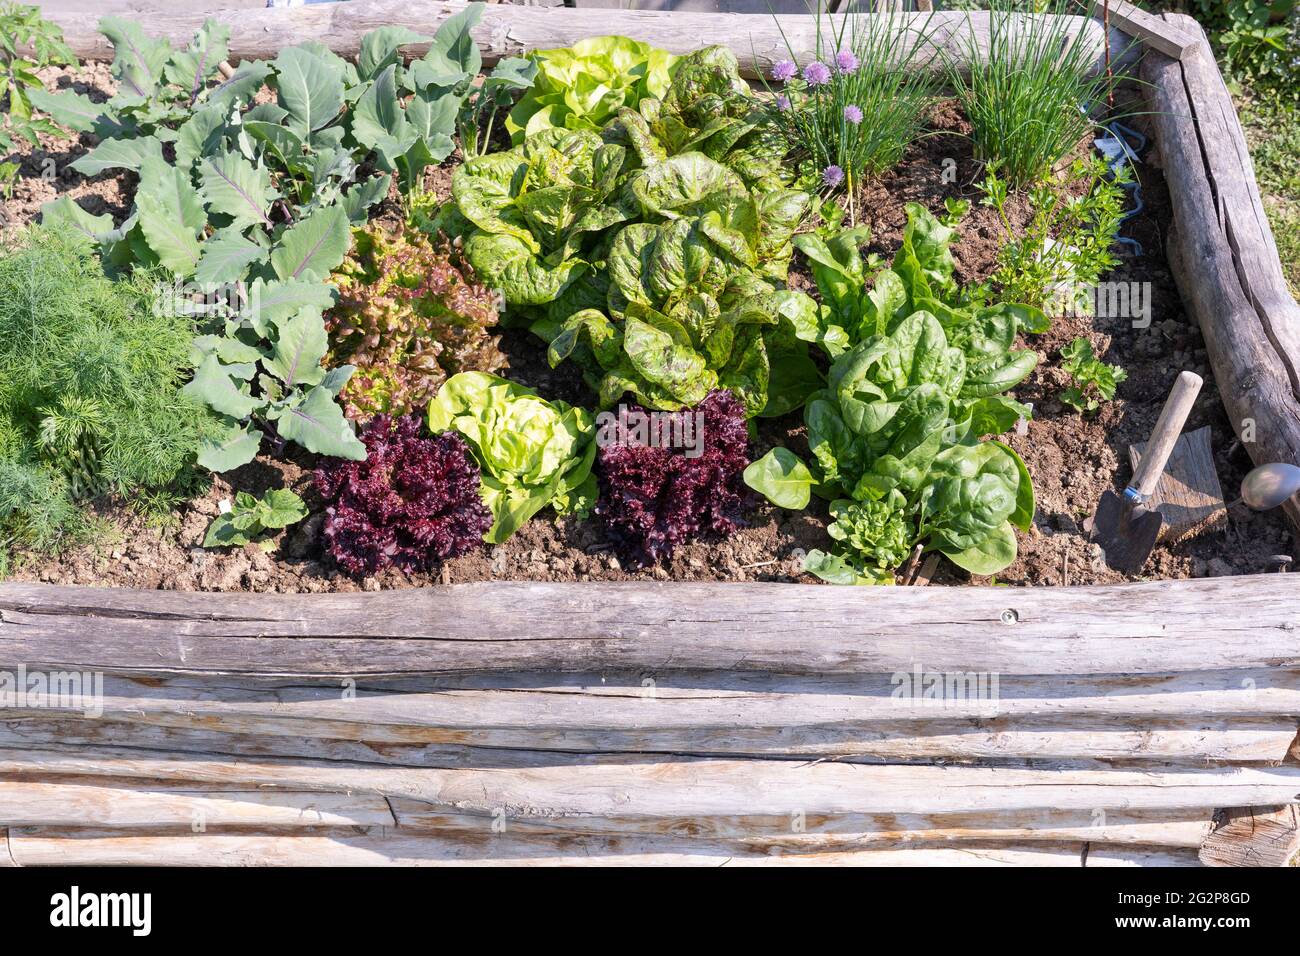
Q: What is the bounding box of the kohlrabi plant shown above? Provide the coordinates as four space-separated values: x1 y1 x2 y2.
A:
426 372 597 544
747 205 1040 583
506 35 677 142
34 13 523 470
442 46 822 419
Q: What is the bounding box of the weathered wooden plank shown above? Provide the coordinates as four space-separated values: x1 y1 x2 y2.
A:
0 828 13 866
3 748 1298 818
4 828 1203 866
1144 27 1300 533
387 803 1214 848
0 779 395 829
6 706 1296 765
33 1 1118 79
1164 15 1300 402
3 577 1299 678
1199 804 1300 867
30 670 1300 724
1130 426 1227 541
1088 0 1198 59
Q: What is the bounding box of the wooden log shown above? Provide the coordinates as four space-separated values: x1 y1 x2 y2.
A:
4 827 1203 866
1199 804 1300 867
0 779 395 829
28 669 1300 725
387 802 1213 848
0 771 1213 846
1087 0 1198 59
3 576 1300 678
32 1 1120 79
1144 24 1300 532
6 702 1297 765
3 748 1298 819
1130 425 1227 541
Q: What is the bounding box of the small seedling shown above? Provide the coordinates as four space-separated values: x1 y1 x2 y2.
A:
204 489 307 549
1059 337 1127 413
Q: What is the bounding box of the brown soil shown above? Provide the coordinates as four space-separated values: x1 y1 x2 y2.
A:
2 71 1294 591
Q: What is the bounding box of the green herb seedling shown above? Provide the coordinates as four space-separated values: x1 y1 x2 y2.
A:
1059 336 1127 413
203 488 307 549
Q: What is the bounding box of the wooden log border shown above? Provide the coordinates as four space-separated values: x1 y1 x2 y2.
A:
6 2 1300 866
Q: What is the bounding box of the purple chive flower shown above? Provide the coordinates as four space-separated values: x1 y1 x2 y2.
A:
822 164 845 188
771 59 797 82
803 61 832 86
843 105 863 125
834 50 859 73
776 94 792 111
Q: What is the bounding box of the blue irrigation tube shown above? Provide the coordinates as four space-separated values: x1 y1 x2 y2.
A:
1095 120 1146 257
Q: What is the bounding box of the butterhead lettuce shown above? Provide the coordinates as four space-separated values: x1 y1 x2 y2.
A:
426 372 597 543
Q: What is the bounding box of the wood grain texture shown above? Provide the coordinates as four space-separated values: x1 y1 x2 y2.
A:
1130 426 1227 541
3 827 1204 866
0 779 395 829
1088 0 1198 59
1199 804 1300 866
33 1 1120 79
4 748 1298 819
3 576 1300 678
0 828 13 866
1144 22 1300 532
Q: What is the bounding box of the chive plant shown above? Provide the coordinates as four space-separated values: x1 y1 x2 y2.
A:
948 0 1130 186
764 5 939 221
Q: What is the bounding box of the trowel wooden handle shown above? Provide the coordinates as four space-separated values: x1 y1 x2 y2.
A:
1133 370 1202 498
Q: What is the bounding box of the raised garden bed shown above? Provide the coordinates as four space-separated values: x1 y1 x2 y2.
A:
0 1 1298 868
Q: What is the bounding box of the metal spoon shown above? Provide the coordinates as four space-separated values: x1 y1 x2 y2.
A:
1240 463 1300 511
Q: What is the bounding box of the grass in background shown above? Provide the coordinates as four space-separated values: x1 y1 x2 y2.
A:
764 6 939 210
1238 93 1300 296
948 0 1129 186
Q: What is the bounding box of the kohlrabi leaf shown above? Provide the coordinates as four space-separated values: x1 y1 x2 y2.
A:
100 16 172 101
274 385 365 460
70 134 163 176
358 25 432 81
197 417 263 472
199 151 279 230
195 229 269 284
265 308 328 389
270 203 351 282
273 45 345 139
164 19 230 101
184 353 261 419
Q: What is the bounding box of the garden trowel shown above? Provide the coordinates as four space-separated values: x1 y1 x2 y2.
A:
1085 370 1203 573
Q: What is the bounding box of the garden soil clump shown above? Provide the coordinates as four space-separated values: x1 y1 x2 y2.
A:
2 69 1292 591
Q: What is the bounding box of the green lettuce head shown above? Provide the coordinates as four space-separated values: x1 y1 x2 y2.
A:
506 36 678 143
426 372 597 543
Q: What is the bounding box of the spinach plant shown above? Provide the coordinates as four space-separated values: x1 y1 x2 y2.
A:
747 205 1041 582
